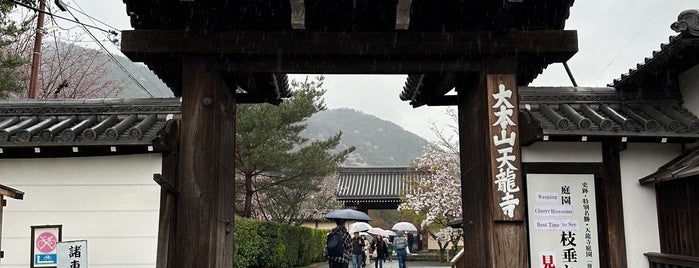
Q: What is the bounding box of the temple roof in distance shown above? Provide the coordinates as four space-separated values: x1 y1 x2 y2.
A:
0 98 180 158
336 167 422 202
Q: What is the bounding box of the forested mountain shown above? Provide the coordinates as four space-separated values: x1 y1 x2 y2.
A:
303 108 428 167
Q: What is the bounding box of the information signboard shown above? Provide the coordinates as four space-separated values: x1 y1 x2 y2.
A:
527 174 600 268
30 225 62 268
57 240 87 268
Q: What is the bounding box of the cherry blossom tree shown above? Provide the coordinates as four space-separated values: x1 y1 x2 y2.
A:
399 108 462 261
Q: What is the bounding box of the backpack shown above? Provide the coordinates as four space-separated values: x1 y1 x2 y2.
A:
326 232 344 257
393 236 408 250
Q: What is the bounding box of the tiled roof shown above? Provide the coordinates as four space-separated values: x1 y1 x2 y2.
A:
639 146 699 185
0 98 180 157
610 9 699 93
519 87 699 143
336 167 423 202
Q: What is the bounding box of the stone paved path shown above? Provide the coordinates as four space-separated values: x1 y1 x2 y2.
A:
303 260 450 268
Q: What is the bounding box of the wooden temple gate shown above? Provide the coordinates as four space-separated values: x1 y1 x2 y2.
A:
120 1 578 267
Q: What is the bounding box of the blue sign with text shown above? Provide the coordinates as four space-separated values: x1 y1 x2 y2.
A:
35 254 57 265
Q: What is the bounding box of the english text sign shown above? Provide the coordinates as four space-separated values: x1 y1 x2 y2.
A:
527 174 600 268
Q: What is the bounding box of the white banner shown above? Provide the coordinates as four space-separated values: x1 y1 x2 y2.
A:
527 174 600 268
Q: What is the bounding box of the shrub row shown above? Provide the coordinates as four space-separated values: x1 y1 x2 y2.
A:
234 216 327 267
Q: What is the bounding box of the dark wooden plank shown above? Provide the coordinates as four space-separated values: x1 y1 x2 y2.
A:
0 196 3 259
657 177 699 257
155 120 179 268
644 252 699 267
487 74 524 221
173 57 236 267
600 141 628 268
0 185 23 199
122 30 578 58
457 66 528 267
492 222 528 267
458 71 492 267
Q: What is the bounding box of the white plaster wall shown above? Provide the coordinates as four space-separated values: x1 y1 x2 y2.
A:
620 143 681 268
522 142 602 162
679 64 699 115
0 154 162 268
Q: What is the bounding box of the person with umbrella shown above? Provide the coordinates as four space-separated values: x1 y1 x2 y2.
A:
351 231 365 268
325 219 352 268
370 234 389 268
392 231 409 268
325 209 371 268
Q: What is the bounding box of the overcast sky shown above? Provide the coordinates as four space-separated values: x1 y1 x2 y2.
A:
45 0 697 141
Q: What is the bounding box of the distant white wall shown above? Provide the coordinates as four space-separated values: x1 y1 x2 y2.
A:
620 143 681 268
679 64 699 115
522 142 602 162
0 154 162 268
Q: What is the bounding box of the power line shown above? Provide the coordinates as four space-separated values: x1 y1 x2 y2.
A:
591 2 670 83
63 8 154 97
67 1 119 46
8 0 114 35
65 2 120 32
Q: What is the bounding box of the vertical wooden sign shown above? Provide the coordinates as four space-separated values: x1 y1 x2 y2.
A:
487 74 524 221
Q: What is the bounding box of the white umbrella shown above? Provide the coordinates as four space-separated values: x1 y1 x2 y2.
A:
359 232 374 242
382 230 397 237
367 227 384 235
392 222 418 232
349 222 372 233
326 209 372 221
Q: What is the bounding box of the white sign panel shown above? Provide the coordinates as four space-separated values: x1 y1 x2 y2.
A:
527 174 600 268
57 240 87 268
31 225 62 268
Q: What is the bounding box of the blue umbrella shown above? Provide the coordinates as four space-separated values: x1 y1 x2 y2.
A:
326 209 371 221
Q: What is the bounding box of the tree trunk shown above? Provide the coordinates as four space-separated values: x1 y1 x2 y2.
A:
244 173 254 217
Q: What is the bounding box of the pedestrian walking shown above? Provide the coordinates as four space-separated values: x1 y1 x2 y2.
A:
371 234 389 268
363 236 372 267
325 219 352 268
351 232 365 268
393 231 409 268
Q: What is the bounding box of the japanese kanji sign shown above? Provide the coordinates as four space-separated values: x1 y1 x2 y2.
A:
527 174 600 268
57 240 87 268
487 74 524 221
31 225 62 268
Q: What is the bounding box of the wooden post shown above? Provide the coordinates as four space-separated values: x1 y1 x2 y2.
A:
1 196 4 259
600 140 628 268
154 119 180 268
173 57 236 267
0 185 23 260
457 62 528 267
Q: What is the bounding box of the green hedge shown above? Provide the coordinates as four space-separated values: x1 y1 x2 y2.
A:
234 216 327 267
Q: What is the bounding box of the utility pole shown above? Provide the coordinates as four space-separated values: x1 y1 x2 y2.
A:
28 0 46 99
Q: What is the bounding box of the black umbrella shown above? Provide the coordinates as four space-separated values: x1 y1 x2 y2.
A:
325 209 372 221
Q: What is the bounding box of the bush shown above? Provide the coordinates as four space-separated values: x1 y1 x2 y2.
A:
234 217 327 267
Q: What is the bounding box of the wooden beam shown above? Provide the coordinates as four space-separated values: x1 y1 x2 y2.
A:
395 0 412 29
600 140 628 268
457 71 493 267
1 196 3 259
155 120 179 268
0 185 23 200
457 61 529 267
173 57 236 267
290 0 305 29
122 30 578 58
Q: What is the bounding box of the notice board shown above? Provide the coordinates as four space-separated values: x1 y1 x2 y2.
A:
527 174 600 268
